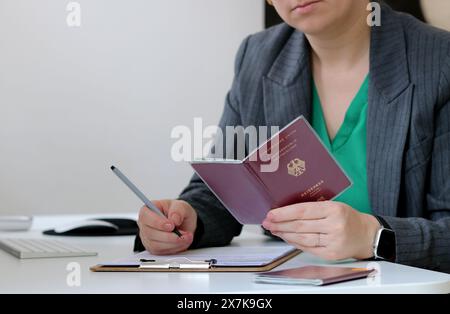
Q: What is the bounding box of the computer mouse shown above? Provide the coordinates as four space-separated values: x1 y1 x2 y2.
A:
54 219 119 234
43 218 138 236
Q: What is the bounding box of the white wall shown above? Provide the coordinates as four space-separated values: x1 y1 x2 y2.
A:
421 0 450 31
0 0 264 215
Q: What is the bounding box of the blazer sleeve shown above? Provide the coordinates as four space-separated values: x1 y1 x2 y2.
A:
382 71 450 272
176 36 254 249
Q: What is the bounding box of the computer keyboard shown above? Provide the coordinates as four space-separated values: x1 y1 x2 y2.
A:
0 238 98 259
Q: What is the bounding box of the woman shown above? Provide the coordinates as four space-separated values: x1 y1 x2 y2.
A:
136 1 450 272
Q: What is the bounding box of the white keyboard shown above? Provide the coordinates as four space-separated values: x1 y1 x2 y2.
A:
0 238 98 259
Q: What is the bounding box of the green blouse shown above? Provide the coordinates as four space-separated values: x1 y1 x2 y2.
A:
311 76 372 214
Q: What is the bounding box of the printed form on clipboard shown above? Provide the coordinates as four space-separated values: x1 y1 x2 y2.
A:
90 244 300 272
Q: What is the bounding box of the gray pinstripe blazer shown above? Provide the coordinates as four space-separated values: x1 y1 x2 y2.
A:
140 5 450 272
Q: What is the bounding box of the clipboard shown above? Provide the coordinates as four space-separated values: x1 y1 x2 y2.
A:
90 246 300 273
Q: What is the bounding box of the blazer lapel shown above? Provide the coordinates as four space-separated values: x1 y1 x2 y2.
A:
263 30 312 130
367 5 413 216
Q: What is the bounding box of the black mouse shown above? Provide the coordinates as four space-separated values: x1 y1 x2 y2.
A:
43 218 138 236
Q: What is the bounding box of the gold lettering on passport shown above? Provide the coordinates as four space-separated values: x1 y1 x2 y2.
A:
300 180 325 199
268 129 298 164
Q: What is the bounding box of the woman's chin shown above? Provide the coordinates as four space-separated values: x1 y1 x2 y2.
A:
288 20 333 36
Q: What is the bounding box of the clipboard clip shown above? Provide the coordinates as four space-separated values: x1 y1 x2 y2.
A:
139 257 217 270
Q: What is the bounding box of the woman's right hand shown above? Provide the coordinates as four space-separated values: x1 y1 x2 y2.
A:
137 199 197 255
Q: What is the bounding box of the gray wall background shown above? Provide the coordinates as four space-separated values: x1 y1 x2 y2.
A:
0 0 264 215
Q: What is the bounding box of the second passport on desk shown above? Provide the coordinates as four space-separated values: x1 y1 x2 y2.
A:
190 116 352 225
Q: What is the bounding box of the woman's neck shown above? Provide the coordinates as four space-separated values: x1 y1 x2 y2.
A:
307 10 371 72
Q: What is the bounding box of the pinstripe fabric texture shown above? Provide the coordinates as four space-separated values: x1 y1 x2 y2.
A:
136 5 450 272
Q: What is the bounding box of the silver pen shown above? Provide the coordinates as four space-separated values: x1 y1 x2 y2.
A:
110 166 182 237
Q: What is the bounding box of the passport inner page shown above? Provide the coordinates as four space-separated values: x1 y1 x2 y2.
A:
191 161 272 224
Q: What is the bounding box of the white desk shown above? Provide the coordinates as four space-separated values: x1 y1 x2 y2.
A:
0 214 449 294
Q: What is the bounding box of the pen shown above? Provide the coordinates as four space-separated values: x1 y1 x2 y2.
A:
110 165 182 237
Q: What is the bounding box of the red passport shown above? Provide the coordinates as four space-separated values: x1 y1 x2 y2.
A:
255 266 375 286
190 116 352 225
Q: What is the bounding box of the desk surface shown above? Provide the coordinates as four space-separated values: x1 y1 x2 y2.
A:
1 214 449 294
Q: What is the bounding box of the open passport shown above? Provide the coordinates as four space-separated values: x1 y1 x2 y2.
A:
190 116 352 225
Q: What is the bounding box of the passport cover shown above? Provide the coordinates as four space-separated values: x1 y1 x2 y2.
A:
255 266 374 286
190 116 352 225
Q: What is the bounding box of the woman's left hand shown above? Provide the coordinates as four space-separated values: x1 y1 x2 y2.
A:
262 201 381 261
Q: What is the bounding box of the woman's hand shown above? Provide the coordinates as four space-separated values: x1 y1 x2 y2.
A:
137 199 197 255
262 201 381 261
